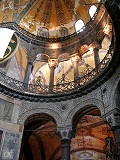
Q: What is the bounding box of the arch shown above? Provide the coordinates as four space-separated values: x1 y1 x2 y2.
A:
18 108 62 126
67 98 104 127
58 53 70 62
36 53 49 62
24 112 56 127
72 105 101 128
89 5 97 18
75 19 85 33
19 112 58 160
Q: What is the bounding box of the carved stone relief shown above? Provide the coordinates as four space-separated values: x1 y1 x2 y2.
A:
0 99 14 122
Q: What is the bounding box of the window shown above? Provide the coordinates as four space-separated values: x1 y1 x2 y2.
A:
59 27 68 37
89 5 97 18
75 20 85 33
37 28 49 38
0 28 14 58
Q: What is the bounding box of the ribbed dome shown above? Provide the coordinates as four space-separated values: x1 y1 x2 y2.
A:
18 0 100 37
0 0 101 38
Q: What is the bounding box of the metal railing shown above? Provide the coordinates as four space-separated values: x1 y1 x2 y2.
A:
0 37 114 95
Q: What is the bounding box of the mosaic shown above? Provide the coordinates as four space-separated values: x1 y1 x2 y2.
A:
63 0 75 19
1 0 13 22
12 0 19 20
54 0 67 26
40 0 53 27
79 0 92 10
17 47 26 79
29 0 44 29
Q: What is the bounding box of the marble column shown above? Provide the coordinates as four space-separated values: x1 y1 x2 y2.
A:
71 54 80 83
92 41 101 68
23 61 33 86
93 48 100 67
58 128 75 160
48 59 58 91
23 51 36 89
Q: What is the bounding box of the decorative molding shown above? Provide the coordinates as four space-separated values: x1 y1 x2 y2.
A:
18 101 63 125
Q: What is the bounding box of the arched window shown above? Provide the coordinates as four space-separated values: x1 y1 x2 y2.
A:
37 28 49 38
75 19 85 33
89 5 97 18
59 27 68 37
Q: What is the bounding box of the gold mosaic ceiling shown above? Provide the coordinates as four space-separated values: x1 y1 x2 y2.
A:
0 0 100 37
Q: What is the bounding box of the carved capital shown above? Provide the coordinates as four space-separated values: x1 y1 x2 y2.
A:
70 53 80 63
48 59 58 68
105 109 120 129
27 54 36 64
93 41 101 50
57 127 75 141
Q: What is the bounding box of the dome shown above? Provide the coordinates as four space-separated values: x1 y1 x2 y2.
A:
0 0 114 101
0 1 120 160
0 0 101 38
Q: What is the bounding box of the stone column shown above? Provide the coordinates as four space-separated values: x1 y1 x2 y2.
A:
23 54 35 88
48 59 58 91
70 54 80 83
23 61 33 85
93 48 100 67
92 41 101 68
58 128 75 160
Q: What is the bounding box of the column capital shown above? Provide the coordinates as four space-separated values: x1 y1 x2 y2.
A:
27 54 36 65
93 41 102 50
70 53 80 63
57 127 75 141
48 59 58 68
104 109 120 129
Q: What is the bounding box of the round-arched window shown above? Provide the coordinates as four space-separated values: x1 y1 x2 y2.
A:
75 19 85 33
37 28 49 38
89 5 97 18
